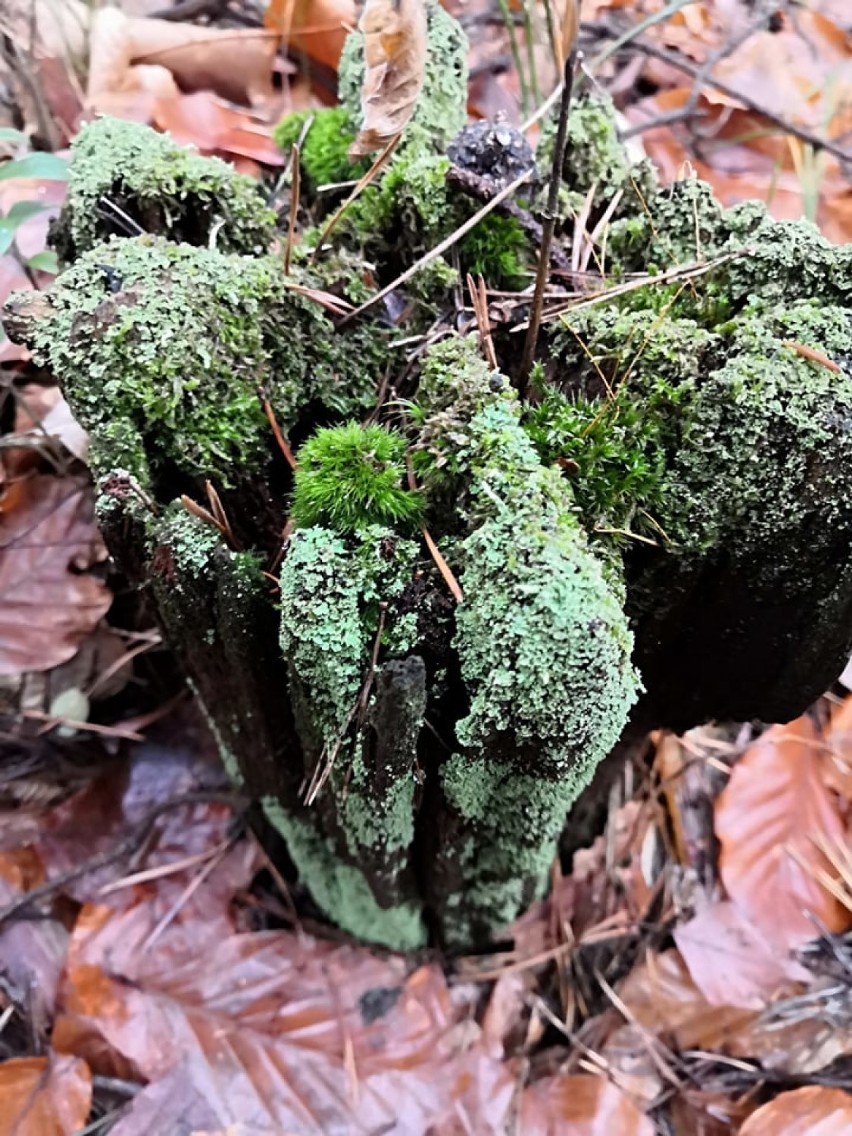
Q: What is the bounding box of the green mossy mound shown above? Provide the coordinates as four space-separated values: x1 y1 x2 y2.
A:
52 116 276 262
20 238 388 487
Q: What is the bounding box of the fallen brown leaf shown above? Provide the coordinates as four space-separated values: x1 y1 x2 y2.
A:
0 474 110 677
715 717 852 947
0 1054 91 1136
520 1072 654 1136
739 1085 852 1135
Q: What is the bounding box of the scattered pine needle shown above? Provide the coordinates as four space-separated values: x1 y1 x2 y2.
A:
312 135 400 263
258 386 298 470
783 341 842 373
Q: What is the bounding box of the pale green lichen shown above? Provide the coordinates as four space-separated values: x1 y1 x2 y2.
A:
53 116 276 261
343 752 416 855
415 336 638 941
22 237 386 485
279 525 420 749
607 177 852 302
549 290 852 559
261 798 426 949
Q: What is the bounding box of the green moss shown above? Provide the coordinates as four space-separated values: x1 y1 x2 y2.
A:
338 2 468 158
459 213 528 288
261 798 426 949
54 116 276 261
524 390 666 542
349 153 532 291
291 423 423 534
273 107 369 188
23 237 386 486
547 281 852 559
279 525 420 748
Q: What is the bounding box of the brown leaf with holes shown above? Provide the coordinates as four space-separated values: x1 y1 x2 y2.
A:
715 717 852 946
739 1086 852 1135
53 893 508 1132
0 1054 92 1136
0 474 110 676
350 0 427 157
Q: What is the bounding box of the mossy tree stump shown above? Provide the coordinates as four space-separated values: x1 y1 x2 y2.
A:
7 10 852 949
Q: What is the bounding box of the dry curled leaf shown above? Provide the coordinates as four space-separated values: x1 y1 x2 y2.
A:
350 0 427 157
0 474 110 676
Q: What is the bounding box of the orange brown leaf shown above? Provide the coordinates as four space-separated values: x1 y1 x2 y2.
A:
739 1086 852 1135
0 1054 91 1136
715 717 852 946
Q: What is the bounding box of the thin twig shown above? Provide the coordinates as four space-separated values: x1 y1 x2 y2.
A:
284 143 300 276
341 168 534 324
518 48 578 392
0 790 245 929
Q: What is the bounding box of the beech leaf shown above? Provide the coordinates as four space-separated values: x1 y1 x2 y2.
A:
350 0 428 157
739 1086 852 1135
715 717 852 946
0 1055 91 1135
0 474 110 676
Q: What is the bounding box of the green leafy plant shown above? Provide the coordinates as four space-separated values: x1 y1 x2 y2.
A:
291 422 423 534
0 130 67 269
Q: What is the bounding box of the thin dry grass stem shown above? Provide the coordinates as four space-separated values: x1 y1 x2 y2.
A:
596 970 685 1090
281 279 354 316
422 527 464 603
459 941 575 984
180 482 242 550
782 341 842 373
250 829 302 928
312 135 400 263
140 838 235 953
99 837 233 895
581 189 623 274
303 606 387 806
467 273 498 370
342 168 534 324
257 385 298 470
23 709 144 742
83 634 160 702
284 142 301 276
571 184 597 274
406 455 464 602
523 247 749 329
519 48 579 393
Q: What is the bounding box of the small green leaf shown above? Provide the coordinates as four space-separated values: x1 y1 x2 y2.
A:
0 230 14 256
26 250 58 273
0 153 68 182
0 128 26 144
1 201 48 229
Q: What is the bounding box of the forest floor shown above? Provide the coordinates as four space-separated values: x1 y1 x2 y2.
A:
1 0 852 1132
